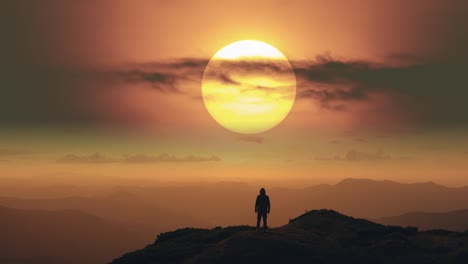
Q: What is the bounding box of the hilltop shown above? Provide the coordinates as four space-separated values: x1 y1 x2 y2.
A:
111 209 468 264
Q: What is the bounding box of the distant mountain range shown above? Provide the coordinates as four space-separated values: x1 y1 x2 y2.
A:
0 190 210 236
91 178 468 225
3 178 468 225
378 209 468 231
111 209 468 264
3 178 468 263
295 178 468 219
0 206 145 264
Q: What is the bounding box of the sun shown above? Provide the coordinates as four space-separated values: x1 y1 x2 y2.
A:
202 40 296 134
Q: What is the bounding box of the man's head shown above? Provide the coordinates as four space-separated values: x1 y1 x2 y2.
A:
260 188 266 195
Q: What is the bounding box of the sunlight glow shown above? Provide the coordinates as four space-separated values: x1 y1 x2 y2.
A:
202 40 296 134
214 40 286 59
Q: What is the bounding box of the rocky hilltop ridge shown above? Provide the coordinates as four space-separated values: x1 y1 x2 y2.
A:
111 209 468 264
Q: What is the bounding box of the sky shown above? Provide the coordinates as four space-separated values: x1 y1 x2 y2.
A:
1 0 468 186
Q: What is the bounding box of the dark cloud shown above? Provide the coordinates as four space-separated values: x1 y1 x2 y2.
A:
206 60 291 75
202 71 241 86
0 58 208 126
235 135 264 144
217 73 241 86
294 57 468 124
56 153 221 164
296 84 368 108
295 58 463 96
121 70 179 93
117 58 297 90
118 59 208 93
2 55 468 128
118 57 468 126
2 0 468 130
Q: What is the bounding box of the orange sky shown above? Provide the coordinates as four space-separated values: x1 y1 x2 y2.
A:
1 0 468 186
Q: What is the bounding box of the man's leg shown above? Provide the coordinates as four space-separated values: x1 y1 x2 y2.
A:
263 212 267 230
256 213 261 230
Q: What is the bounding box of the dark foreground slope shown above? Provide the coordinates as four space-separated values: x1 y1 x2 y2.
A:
111 210 468 264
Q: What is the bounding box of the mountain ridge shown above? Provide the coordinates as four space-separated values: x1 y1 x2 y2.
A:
378 208 468 231
0 205 146 264
111 209 468 264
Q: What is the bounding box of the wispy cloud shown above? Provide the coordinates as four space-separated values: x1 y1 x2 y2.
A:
292 57 468 121
0 148 42 156
57 152 221 164
354 138 368 143
57 153 116 164
315 149 415 162
314 157 331 161
4 55 467 127
116 59 208 94
122 153 221 163
345 149 391 161
315 154 343 161
114 56 468 126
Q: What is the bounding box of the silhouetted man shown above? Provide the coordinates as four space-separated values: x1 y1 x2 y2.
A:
255 187 270 231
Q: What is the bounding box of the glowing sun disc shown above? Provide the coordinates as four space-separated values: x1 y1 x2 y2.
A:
202 40 296 134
